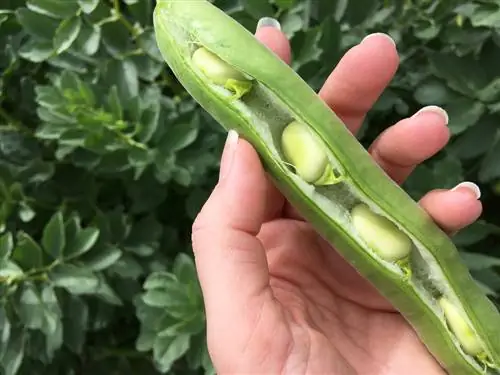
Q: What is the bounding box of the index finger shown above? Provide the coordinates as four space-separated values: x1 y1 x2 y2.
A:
319 33 400 134
254 18 292 64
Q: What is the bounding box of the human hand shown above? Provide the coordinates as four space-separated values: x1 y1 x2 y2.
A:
191 18 483 375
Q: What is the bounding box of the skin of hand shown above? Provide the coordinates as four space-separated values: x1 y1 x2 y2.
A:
191 20 483 375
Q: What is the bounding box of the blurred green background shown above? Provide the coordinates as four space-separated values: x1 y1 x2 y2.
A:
0 0 499 374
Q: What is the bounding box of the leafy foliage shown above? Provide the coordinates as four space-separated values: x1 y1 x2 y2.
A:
0 0 499 373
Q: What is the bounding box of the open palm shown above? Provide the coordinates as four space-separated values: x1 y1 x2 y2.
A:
191 25 482 375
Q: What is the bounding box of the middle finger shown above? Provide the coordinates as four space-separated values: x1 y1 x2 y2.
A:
368 106 450 184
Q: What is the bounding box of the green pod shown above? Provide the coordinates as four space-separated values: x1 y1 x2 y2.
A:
153 1 500 374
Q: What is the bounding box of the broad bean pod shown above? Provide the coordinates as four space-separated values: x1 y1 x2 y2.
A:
153 1 500 374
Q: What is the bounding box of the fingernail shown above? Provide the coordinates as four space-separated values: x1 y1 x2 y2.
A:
256 17 281 32
361 32 395 47
412 105 449 125
451 182 481 200
219 129 239 181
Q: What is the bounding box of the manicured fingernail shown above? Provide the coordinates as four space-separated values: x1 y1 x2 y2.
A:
256 17 281 32
361 32 395 47
219 129 239 181
413 105 449 125
452 182 481 200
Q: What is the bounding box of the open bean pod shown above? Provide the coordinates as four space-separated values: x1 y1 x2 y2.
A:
153 1 500 374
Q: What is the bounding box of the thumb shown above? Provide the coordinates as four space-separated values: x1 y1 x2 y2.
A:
191 130 272 334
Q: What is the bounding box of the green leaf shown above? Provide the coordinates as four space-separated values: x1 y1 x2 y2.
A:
291 26 323 71
104 59 139 104
453 221 498 246
157 312 205 337
0 307 11 353
78 0 99 14
142 289 178 308
414 79 450 106
141 277 195 318
274 0 296 10
53 15 82 54
280 11 304 37
136 29 163 62
93 274 122 305
19 39 54 62
1 331 25 375
59 129 87 147
468 5 500 28
106 86 123 120
135 327 156 352
471 269 500 296
49 264 99 294
186 333 214 374
127 0 152 26
173 253 198 286
318 15 341 63
477 77 500 102
18 202 36 223
0 129 41 165
18 284 61 337
448 115 498 160
138 97 161 143
461 251 500 271
15 7 59 40
186 188 210 219
431 155 463 189
241 0 275 19
0 232 14 260
475 279 498 297
413 19 440 40
0 14 8 26
57 67 84 92
153 334 191 373
429 52 488 97
125 214 162 248
132 54 163 81
100 21 131 57
12 232 43 270
96 208 130 244
444 98 485 135
0 261 24 281
160 119 200 154
479 138 500 182
62 295 88 354
45 319 64 360
73 22 101 55
64 215 81 242
144 272 177 290
35 123 67 140
47 53 88 73
66 227 100 258
42 211 66 259
82 245 122 271
27 0 80 19
343 0 378 26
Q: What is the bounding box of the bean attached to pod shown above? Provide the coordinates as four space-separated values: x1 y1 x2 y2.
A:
281 120 341 185
192 47 253 98
439 297 485 357
351 203 412 263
